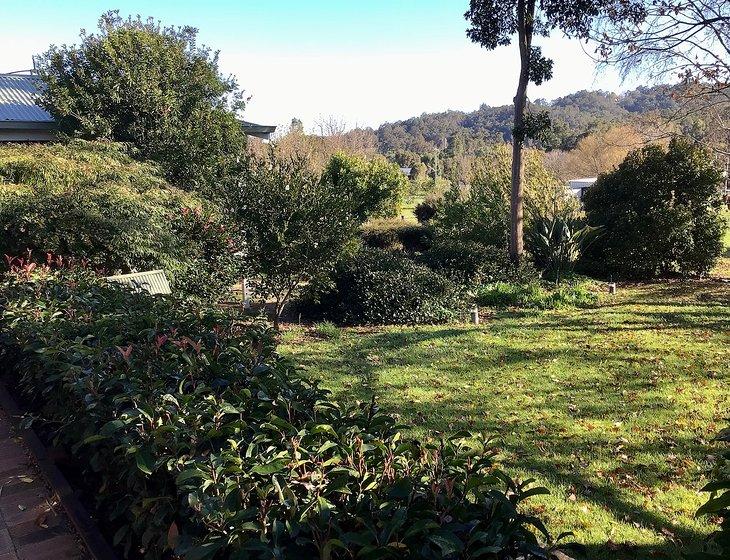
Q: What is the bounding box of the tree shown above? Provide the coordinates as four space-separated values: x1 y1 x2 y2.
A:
322 153 409 220
434 143 578 247
544 125 651 180
36 11 247 196
591 2 730 164
582 138 726 278
231 149 360 328
464 0 644 262
592 1 729 97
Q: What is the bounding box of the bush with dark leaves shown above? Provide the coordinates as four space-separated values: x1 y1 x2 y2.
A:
0 267 557 560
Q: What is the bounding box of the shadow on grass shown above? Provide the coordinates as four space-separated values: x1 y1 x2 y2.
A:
285 284 729 558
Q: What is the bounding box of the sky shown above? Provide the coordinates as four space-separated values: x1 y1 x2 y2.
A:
0 1 636 132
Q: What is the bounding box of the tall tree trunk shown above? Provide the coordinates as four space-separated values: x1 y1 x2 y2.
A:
510 0 533 263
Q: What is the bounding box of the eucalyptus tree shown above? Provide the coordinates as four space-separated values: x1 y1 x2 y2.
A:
464 0 644 262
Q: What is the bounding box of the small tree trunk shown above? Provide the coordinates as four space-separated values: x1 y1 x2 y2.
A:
510 0 533 264
510 112 526 263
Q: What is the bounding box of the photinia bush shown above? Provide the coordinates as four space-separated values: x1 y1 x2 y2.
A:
0 269 558 559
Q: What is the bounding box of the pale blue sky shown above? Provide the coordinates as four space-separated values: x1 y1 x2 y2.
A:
0 1 634 130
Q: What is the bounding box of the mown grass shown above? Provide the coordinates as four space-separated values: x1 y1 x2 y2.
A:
280 281 729 559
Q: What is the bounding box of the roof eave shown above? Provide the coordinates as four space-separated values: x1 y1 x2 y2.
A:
0 120 56 130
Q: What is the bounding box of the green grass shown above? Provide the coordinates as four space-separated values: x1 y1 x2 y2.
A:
474 280 600 309
280 282 729 559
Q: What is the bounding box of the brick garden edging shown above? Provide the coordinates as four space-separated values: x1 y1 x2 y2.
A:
0 381 118 560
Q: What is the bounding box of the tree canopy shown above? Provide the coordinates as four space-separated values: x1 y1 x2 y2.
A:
36 11 247 196
582 138 726 278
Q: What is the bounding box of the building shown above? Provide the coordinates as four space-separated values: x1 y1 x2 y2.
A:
568 177 597 200
0 73 55 142
0 71 276 142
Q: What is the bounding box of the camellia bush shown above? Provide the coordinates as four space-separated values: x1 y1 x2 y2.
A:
0 267 557 559
582 138 727 279
308 248 460 325
230 149 362 327
0 141 241 300
418 240 536 286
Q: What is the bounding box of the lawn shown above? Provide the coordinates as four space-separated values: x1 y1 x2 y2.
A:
279 281 729 559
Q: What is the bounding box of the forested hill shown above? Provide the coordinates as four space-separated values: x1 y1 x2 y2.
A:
375 85 680 154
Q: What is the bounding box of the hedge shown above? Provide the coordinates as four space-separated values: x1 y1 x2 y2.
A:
0 267 556 559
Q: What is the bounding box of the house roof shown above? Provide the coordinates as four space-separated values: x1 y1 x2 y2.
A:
239 120 277 140
0 71 276 139
0 73 54 124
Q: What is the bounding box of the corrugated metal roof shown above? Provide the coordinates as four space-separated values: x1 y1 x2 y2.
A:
106 270 172 295
0 74 53 123
0 73 276 140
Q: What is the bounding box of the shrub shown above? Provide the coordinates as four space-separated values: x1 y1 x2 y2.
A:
0 269 554 559
230 149 361 327
474 281 599 310
582 138 727 279
526 216 599 283
0 141 240 301
361 220 434 252
419 240 537 285
310 248 460 325
414 199 439 223
36 11 247 195
692 425 729 559
322 152 409 220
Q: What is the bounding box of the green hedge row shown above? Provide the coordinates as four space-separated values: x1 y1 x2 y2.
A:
0 268 555 559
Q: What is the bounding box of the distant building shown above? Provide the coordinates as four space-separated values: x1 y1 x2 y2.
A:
568 177 597 200
0 70 276 142
399 166 413 179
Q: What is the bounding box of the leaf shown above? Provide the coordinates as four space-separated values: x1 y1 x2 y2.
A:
429 532 463 556
521 486 550 500
167 521 179 550
135 449 155 475
250 458 289 475
321 539 346 560
696 490 730 516
176 469 206 485
185 541 225 560
100 419 126 436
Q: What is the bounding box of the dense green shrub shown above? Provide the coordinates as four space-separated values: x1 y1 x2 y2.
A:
582 138 727 279
36 11 247 195
310 248 460 325
0 141 240 300
231 149 361 327
414 199 439 223
322 152 409 220
474 281 599 310
361 220 434 252
1 269 554 559
419 241 537 285
692 425 729 559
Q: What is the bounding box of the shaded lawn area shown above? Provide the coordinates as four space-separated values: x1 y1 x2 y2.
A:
279 282 729 559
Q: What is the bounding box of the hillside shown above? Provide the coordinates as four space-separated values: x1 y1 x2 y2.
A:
374 85 681 155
